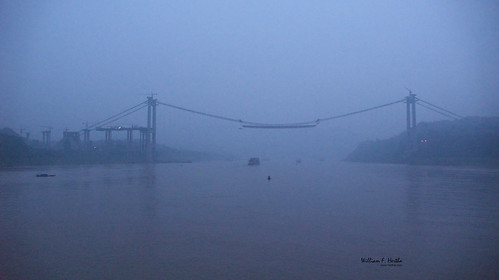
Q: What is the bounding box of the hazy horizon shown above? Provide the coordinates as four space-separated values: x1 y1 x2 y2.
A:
1 1 498 158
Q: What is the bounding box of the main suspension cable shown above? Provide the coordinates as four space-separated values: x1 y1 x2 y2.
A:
157 101 243 123
158 101 319 128
92 104 148 129
416 98 462 119
158 99 407 128
85 101 147 130
416 102 459 120
318 99 405 122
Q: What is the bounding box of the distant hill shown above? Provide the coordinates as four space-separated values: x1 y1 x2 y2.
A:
345 117 499 167
0 128 19 136
0 131 32 164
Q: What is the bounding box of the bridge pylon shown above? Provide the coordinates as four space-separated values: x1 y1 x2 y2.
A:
405 93 417 151
145 96 158 162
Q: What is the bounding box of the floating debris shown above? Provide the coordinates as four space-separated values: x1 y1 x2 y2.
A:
36 174 55 177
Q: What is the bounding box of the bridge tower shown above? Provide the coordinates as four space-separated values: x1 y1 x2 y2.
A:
145 96 157 162
405 93 417 150
42 130 51 148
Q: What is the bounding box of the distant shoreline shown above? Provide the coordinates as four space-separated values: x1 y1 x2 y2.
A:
345 116 499 168
0 128 225 167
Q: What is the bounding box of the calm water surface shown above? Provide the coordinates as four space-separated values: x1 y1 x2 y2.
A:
1 161 498 279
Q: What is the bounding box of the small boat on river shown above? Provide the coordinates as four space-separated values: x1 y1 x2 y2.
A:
248 158 260 166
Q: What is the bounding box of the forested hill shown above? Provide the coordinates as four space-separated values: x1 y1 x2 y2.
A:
345 117 499 167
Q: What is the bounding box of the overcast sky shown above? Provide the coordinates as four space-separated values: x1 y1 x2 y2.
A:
1 1 498 159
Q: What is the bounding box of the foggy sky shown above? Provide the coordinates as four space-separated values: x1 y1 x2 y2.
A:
1 1 498 159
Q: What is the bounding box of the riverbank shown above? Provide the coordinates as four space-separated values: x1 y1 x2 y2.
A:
345 116 499 168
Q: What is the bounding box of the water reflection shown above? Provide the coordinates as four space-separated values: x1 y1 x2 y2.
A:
139 163 158 219
405 166 425 227
404 165 499 279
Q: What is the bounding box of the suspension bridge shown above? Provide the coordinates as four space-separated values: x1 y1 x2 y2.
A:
41 93 462 161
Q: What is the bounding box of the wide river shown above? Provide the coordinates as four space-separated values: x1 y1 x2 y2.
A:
1 160 498 279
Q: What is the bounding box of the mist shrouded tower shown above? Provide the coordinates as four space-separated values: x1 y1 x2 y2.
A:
146 96 157 162
406 92 417 150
